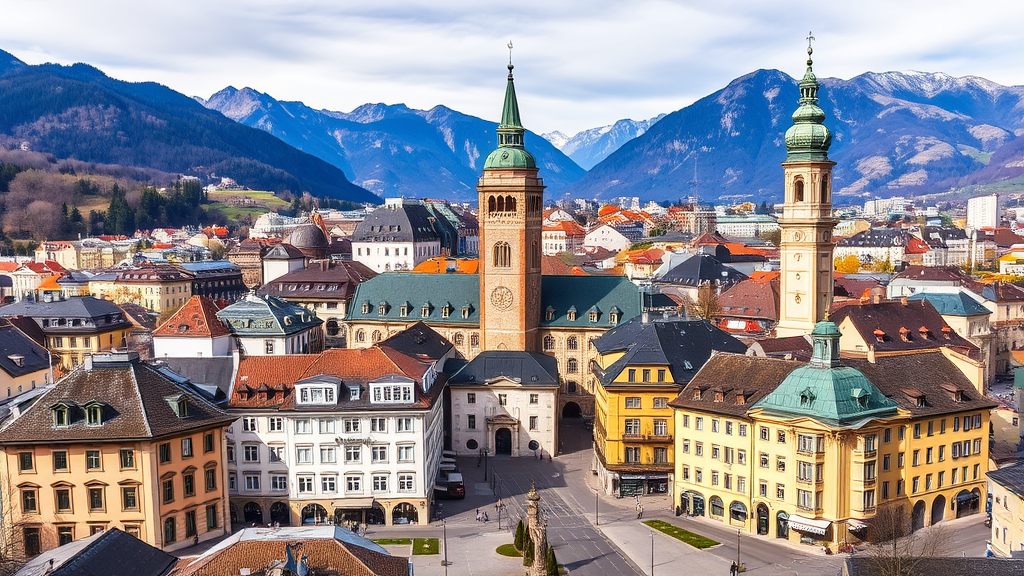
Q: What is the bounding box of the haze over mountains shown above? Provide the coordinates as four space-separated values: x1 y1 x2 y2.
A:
542 116 665 170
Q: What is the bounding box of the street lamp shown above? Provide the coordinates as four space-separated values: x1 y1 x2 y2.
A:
650 530 655 576
483 448 490 482
441 519 450 575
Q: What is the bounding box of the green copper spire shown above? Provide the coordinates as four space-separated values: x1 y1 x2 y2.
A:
484 43 536 170
784 33 832 162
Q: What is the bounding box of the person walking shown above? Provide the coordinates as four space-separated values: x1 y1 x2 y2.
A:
637 503 644 519
475 509 481 522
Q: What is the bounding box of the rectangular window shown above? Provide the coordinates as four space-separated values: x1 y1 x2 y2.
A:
271 475 288 491
18 452 33 472
269 446 285 462
467 415 476 429
913 450 920 466
760 427 769 441
467 393 476 404
298 476 314 493
712 419 720 433
712 445 721 460
397 418 414 432
625 419 641 435
712 471 719 486
529 416 538 430
654 419 668 436
344 418 360 433
683 415 690 428
863 490 876 511
242 417 258 432
88 487 104 511
927 421 934 436
86 450 101 470
884 428 892 443
207 504 219 530
321 446 337 464
204 433 214 453
498 394 508 406
245 475 260 491
776 484 785 500
184 474 195 497
938 445 945 462
913 423 921 439
345 445 361 464
372 446 388 463
926 447 933 464
654 447 668 463
739 424 748 437
346 475 362 493
319 419 336 434
322 475 337 493
530 394 539 404
883 454 890 471
373 475 388 492
696 417 704 431
24 527 40 557
244 445 259 462
205 469 217 492
798 461 814 482
399 474 415 492
725 421 733 435
159 443 171 463
777 430 786 443
653 397 668 408
371 418 387 432
898 452 905 468
295 419 311 434
695 442 703 456
181 437 193 458
798 489 814 510
55 488 72 512
58 526 74 546
296 446 313 464
882 481 890 500
682 440 690 454
398 445 415 462
760 453 769 468
268 417 284 432
53 450 69 472
912 476 920 493
22 489 37 513
899 426 905 440
624 447 640 463
760 481 768 497
122 487 138 510
228 473 236 491
625 397 641 409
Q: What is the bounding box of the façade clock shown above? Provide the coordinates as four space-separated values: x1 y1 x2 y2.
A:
490 286 514 310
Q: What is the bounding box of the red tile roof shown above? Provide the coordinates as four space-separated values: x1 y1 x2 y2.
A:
153 296 230 338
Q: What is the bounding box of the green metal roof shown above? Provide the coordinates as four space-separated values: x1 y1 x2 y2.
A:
907 292 991 317
346 273 640 330
483 63 536 170
754 320 898 424
784 47 832 163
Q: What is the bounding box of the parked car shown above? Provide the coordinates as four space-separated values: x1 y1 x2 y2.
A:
434 472 465 499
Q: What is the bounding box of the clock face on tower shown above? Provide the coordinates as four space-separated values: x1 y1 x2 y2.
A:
490 286 514 310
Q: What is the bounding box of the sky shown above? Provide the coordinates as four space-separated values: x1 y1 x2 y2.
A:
4 1 1024 136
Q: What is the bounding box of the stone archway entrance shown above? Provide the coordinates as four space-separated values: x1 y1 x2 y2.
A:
776 511 789 539
912 500 926 531
931 494 946 525
243 502 263 525
561 401 582 419
270 501 290 526
495 427 513 455
756 503 770 535
302 503 329 525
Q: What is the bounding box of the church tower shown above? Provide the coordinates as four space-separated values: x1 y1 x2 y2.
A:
478 57 544 352
776 37 838 337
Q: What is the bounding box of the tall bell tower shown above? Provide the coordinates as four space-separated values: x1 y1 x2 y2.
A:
478 55 544 352
776 35 838 337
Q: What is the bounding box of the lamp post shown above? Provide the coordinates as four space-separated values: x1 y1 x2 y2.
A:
595 490 599 526
483 448 490 482
441 519 450 575
650 530 654 576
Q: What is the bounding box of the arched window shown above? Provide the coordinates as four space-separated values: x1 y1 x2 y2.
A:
820 175 829 203
164 517 176 543
506 196 516 213
794 178 804 202
371 330 382 343
488 195 496 213
355 329 365 343
470 333 480 347
453 333 465 346
543 335 555 351
493 242 512 268
566 336 578 350
567 358 578 373
496 196 505 212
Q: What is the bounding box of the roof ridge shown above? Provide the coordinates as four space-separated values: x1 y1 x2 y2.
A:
129 361 153 437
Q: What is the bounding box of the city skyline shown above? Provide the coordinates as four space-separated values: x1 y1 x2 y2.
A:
4 1 1024 136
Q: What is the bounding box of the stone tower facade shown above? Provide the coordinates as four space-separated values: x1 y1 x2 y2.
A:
776 41 838 337
478 62 545 352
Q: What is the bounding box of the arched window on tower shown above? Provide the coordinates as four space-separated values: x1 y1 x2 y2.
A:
794 178 804 202
820 175 829 204
488 195 496 213
496 196 505 212
543 335 556 351
493 241 512 268
506 196 516 213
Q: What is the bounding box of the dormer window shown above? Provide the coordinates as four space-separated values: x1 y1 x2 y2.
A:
370 380 414 404
899 326 911 342
298 385 337 405
361 302 371 315
941 326 952 340
918 326 930 340
545 307 555 321
461 306 471 319
736 392 746 404
82 401 105 425
400 304 409 318
589 312 598 322
610 312 620 325
378 303 388 316
421 303 431 317
348 385 361 401
714 391 723 403
8 355 24 367
175 398 188 418
567 308 576 321
799 388 816 406
441 304 452 319
692 389 702 400
851 388 869 408
53 404 71 427
873 329 885 342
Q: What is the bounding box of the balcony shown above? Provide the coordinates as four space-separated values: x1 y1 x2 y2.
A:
621 433 673 443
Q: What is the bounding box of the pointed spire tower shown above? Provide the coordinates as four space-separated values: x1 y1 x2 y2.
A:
478 45 545 353
776 34 838 337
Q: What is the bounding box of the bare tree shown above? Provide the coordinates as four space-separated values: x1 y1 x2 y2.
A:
867 505 950 576
686 284 722 321
0 475 27 576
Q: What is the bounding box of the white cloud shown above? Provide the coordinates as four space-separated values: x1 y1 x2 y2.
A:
2 0 1024 134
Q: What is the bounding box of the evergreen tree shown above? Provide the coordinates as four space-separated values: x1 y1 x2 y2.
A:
106 184 135 235
546 546 558 576
522 531 534 567
514 519 525 551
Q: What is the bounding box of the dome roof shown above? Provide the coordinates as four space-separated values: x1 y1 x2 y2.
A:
288 223 329 250
784 48 832 163
484 147 535 170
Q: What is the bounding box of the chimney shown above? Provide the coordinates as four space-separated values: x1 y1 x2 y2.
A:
872 292 882 305
900 296 908 306
84 354 93 371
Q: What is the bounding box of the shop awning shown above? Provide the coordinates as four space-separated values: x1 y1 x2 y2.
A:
846 519 868 531
788 515 832 536
330 498 376 509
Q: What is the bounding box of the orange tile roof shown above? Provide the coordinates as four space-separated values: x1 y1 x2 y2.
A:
748 270 780 283
37 274 62 291
411 257 478 274
0 262 17 273
542 220 586 236
153 295 230 338
598 205 620 217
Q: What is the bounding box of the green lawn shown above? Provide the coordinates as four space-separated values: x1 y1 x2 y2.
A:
413 538 439 555
643 520 720 549
206 189 291 222
373 538 412 546
496 543 523 557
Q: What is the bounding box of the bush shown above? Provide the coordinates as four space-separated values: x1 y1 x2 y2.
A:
514 519 525 551
546 546 559 576
522 531 534 566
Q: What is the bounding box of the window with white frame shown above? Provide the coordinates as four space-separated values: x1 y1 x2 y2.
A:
297 476 314 493
269 445 285 462
370 418 387 432
321 475 337 493
346 475 362 493
320 446 337 463
298 385 336 405
397 418 414 432
243 445 259 462
345 445 361 463
294 419 311 434
372 446 388 463
398 474 414 492
372 475 388 492
398 445 414 462
343 419 360 433
296 446 313 464
242 417 258 432
271 475 288 491
319 419 335 434
268 417 284 432
244 475 260 491
371 382 413 404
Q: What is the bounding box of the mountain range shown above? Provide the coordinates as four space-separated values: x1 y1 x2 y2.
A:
542 115 665 170
199 87 586 202
0 50 378 205
568 69 1024 203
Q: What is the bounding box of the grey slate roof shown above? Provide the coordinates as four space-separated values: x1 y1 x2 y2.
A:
346 273 641 330
14 527 177 576
262 243 306 260
844 556 1024 576
157 356 237 401
0 295 130 321
988 460 1024 499
447 351 559 387
592 317 747 386
352 202 442 243
216 293 323 336
0 321 50 378
655 252 747 287
0 352 235 444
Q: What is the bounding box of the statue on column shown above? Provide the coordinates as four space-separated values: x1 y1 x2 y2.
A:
525 483 553 576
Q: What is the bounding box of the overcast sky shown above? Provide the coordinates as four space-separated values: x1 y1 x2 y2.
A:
4 1 1024 135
